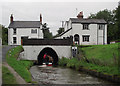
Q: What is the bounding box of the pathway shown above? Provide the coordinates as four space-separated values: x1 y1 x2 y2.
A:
2 45 27 84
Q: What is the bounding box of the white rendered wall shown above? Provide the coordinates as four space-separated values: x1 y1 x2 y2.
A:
8 28 43 45
22 45 71 60
64 22 68 31
8 28 13 45
71 23 98 45
59 22 107 45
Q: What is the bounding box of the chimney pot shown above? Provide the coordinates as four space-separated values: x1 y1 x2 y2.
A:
77 11 83 19
40 14 42 24
10 14 13 23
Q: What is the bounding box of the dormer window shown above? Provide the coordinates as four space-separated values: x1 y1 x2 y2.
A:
98 24 105 30
83 24 89 30
31 29 37 34
13 28 16 35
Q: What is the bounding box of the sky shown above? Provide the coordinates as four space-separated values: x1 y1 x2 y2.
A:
0 0 119 35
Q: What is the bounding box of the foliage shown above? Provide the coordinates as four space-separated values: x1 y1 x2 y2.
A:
66 58 78 68
2 66 17 84
42 23 53 39
57 27 64 34
2 25 8 45
89 9 114 24
58 57 69 66
6 46 33 83
115 4 120 40
88 7 119 42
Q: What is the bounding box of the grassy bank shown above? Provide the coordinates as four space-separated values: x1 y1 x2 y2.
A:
59 43 120 76
2 66 17 84
79 43 119 67
6 46 33 83
59 58 119 75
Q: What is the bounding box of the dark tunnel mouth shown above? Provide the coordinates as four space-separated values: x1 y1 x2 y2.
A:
37 47 59 65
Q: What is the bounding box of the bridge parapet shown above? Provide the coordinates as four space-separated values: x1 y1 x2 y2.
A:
22 36 73 46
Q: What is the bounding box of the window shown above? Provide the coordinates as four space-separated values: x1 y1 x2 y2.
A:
98 24 105 30
31 29 37 34
83 24 89 30
13 28 16 35
13 37 17 44
82 35 90 42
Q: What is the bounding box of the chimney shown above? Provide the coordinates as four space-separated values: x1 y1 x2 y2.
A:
77 11 83 19
40 14 42 24
10 14 13 23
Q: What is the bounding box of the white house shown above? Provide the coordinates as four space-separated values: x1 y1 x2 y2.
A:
8 14 43 45
57 12 107 45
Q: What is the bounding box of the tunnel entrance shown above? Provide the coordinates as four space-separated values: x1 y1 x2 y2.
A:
38 47 58 65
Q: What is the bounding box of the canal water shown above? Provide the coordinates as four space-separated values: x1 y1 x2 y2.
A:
30 66 113 84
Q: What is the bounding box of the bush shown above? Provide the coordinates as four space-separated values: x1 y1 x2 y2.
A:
58 57 69 66
66 58 78 68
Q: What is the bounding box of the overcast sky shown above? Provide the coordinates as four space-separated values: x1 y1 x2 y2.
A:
0 1 119 35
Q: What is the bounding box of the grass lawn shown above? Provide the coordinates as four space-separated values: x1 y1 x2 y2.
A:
6 46 33 83
2 66 17 84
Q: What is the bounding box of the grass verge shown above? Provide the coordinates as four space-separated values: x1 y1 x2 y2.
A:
2 66 17 84
78 43 119 67
6 46 33 83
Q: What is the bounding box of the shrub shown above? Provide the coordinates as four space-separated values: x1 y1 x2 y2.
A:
58 57 69 66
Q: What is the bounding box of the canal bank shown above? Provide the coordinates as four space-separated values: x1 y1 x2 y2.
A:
58 57 120 84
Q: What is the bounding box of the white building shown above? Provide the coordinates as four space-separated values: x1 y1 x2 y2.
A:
57 12 107 45
8 14 43 45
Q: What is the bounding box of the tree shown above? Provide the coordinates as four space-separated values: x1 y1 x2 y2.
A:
89 9 114 24
115 3 120 40
2 25 8 45
57 27 64 34
42 23 53 39
89 9 117 42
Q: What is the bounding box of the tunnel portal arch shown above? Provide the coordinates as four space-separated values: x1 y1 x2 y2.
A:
37 47 59 65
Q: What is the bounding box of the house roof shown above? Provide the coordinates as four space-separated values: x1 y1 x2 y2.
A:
70 18 107 24
8 21 41 28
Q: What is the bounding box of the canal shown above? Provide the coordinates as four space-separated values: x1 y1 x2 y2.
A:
30 66 113 84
